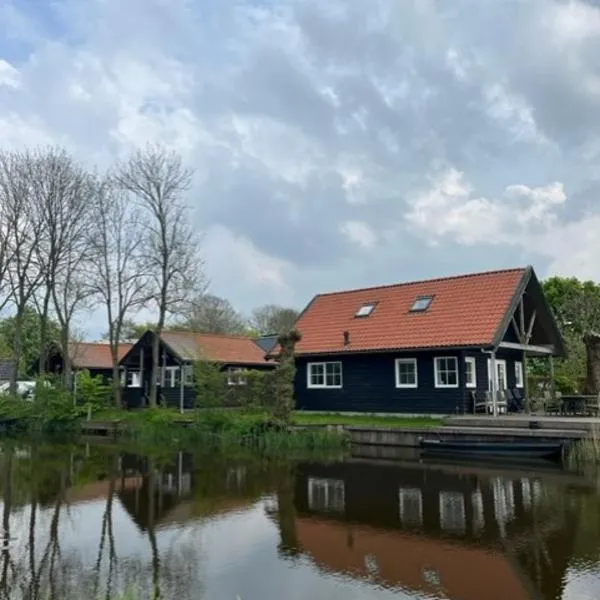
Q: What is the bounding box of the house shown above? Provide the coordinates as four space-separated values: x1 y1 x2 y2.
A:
34 341 133 382
290 266 565 414
119 330 277 409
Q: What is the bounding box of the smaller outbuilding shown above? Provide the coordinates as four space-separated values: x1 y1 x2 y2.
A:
119 330 277 409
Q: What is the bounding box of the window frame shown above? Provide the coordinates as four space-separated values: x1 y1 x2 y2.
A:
307 361 343 389
164 366 180 388
464 357 477 389
355 303 376 318
127 371 141 388
434 356 459 389
410 295 434 313
227 367 247 386
395 358 418 389
515 361 524 388
183 364 194 386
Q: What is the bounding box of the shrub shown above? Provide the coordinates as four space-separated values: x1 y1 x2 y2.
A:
75 370 112 410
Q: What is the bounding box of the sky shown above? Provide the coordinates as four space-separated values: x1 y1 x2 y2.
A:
1 0 600 338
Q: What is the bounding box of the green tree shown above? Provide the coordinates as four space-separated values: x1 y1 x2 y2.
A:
0 307 61 376
542 277 600 393
272 330 301 423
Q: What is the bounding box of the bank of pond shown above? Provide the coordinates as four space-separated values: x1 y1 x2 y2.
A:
1 438 600 599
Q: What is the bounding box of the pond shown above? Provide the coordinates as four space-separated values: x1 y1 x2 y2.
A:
0 441 599 600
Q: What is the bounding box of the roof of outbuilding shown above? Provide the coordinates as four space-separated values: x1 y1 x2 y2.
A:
291 267 529 355
69 342 133 369
160 331 274 366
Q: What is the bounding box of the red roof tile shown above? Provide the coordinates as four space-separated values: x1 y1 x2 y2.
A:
70 342 133 369
293 267 528 355
160 331 273 366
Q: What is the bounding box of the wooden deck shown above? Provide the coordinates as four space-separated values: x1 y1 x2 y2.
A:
445 414 600 432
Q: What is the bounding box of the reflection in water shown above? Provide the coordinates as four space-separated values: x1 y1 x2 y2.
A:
0 442 598 599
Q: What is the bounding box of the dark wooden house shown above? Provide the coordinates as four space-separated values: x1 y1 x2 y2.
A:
119 330 277 410
36 341 133 382
289 266 565 415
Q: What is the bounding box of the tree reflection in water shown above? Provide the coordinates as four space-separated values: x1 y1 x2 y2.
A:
0 441 598 599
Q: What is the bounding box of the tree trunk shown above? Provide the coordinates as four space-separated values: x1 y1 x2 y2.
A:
149 309 165 408
584 332 600 394
10 310 24 396
110 335 121 407
60 326 72 389
38 289 52 376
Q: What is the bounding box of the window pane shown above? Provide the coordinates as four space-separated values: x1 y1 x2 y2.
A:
398 361 416 385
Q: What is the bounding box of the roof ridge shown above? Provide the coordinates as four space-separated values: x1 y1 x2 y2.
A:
71 341 132 346
316 266 530 298
162 330 255 340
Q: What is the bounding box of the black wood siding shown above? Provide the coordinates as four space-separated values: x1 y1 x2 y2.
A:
295 351 468 414
295 347 527 415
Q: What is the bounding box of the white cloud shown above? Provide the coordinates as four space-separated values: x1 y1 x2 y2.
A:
0 59 20 88
406 169 568 246
203 225 293 303
340 220 377 248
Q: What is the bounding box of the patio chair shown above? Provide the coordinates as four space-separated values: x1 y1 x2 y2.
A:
472 391 488 414
543 390 563 415
505 388 521 413
511 388 525 412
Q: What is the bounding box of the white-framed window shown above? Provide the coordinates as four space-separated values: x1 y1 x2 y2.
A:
395 358 418 388
127 371 141 388
465 357 477 388
307 362 343 389
227 367 247 386
164 366 180 388
398 487 423 527
515 361 524 388
183 364 194 386
434 357 459 388
308 477 345 513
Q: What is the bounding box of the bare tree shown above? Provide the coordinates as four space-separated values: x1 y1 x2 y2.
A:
251 304 299 336
115 145 205 407
177 294 247 334
88 179 149 405
27 147 95 381
0 150 46 394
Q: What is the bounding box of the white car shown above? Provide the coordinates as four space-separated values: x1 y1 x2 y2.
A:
0 381 37 399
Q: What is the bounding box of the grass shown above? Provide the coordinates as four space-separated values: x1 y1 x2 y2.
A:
81 407 351 454
292 411 444 428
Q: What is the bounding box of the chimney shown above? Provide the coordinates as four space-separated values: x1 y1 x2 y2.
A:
343 331 350 346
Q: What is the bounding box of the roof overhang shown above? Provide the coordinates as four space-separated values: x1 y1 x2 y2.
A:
497 341 555 357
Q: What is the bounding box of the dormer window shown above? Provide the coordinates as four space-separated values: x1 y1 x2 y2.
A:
355 303 376 317
410 296 433 312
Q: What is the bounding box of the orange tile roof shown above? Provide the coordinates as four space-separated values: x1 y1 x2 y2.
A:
293 267 528 355
69 342 133 369
160 331 273 366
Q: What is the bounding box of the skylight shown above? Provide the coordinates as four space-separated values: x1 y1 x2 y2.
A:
410 296 433 312
355 303 376 317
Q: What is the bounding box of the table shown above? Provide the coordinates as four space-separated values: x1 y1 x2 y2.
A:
560 395 600 416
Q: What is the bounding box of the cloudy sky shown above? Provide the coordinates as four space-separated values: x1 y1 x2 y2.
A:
1 0 600 337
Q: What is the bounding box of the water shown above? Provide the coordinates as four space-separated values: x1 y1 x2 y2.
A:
0 442 599 600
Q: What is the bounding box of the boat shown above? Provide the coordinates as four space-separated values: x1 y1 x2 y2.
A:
419 439 564 461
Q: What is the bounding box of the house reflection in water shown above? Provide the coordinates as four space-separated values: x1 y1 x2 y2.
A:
278 459 580 600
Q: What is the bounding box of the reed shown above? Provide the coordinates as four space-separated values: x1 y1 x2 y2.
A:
566 426 600 467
